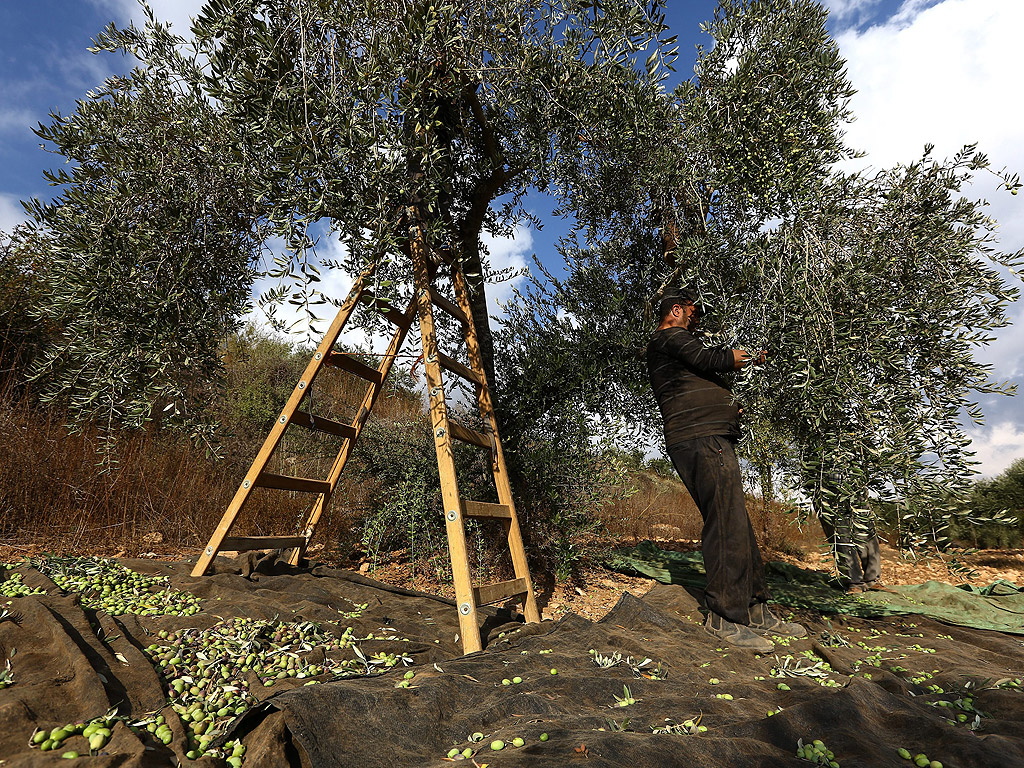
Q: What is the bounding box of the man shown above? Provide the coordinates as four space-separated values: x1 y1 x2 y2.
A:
646 291 806 652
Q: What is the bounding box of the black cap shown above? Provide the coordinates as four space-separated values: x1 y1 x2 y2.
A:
657 288 697 320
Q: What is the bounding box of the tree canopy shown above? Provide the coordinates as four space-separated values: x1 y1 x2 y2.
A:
20 10 262 447
498 0 1024 549
21 0 679 438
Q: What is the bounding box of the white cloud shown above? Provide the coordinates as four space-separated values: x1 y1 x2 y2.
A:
251 225 533 335
249 232 377 350
824 0 885 26
834 0 1024 256
965 421 1024 478
0 194 26 234
87 0 208 38
481 225 533 318
831 0 1024 476
836 0 1023 175
0 108 37 135
245 226 533 407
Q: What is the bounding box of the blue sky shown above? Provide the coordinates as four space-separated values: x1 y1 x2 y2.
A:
1 0 1022 475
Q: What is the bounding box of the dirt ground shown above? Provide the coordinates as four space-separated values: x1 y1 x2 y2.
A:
360 539 1024 623
5 537 1021 626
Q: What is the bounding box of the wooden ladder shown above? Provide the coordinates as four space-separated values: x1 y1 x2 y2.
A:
192 210 540 654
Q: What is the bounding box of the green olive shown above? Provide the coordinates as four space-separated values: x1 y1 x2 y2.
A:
539 733 548 742
490 740 505 751
512 737 525 747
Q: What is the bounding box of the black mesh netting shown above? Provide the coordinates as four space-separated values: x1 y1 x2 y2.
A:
2 554 1023 767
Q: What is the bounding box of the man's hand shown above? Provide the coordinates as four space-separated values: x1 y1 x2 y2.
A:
733 349 767 369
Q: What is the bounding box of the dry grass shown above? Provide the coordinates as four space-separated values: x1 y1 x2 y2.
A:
598 469 820 558
0 362 425 559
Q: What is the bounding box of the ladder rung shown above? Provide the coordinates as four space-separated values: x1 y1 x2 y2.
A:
325 352 384 385
462 501 512 520
428 287 469 325
448 420 492 450
290 410 357 440
220 536 306 552
473 578 529 607
438 352 482 385
255 472 332 494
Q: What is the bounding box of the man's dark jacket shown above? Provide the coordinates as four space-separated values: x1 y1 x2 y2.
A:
646 326 739 447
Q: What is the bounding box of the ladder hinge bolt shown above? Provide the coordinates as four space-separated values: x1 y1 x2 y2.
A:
459 602 472 615
436 428 446 438
314 352 322 359
298 381 306 389
446 509 457 521
205 547 213 555
280 416 287 423
242 480 251 488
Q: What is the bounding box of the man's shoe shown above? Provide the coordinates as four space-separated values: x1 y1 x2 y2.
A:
704 612 774 653
747 602 807 638
847 579 882 593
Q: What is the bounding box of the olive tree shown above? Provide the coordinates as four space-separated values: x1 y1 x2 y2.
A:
21 9 263 448
18 0 682 445
498 0 1024 553
189 0 680 384
20 0 680 441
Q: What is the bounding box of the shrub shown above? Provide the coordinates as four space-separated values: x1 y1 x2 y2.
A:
947 459 1024 549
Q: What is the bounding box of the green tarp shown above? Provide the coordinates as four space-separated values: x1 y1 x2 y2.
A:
605 541 1024 634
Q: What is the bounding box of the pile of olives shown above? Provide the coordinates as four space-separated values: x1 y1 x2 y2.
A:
34 556 202 616
0 570 46 598
143 616 405 761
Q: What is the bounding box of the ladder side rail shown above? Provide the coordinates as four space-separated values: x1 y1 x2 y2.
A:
283 299 417 565
410 217 484 653
190 265 375 577
450 262 541 624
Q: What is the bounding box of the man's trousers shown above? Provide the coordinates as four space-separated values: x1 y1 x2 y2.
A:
820 513 882 587
667 434 770 624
